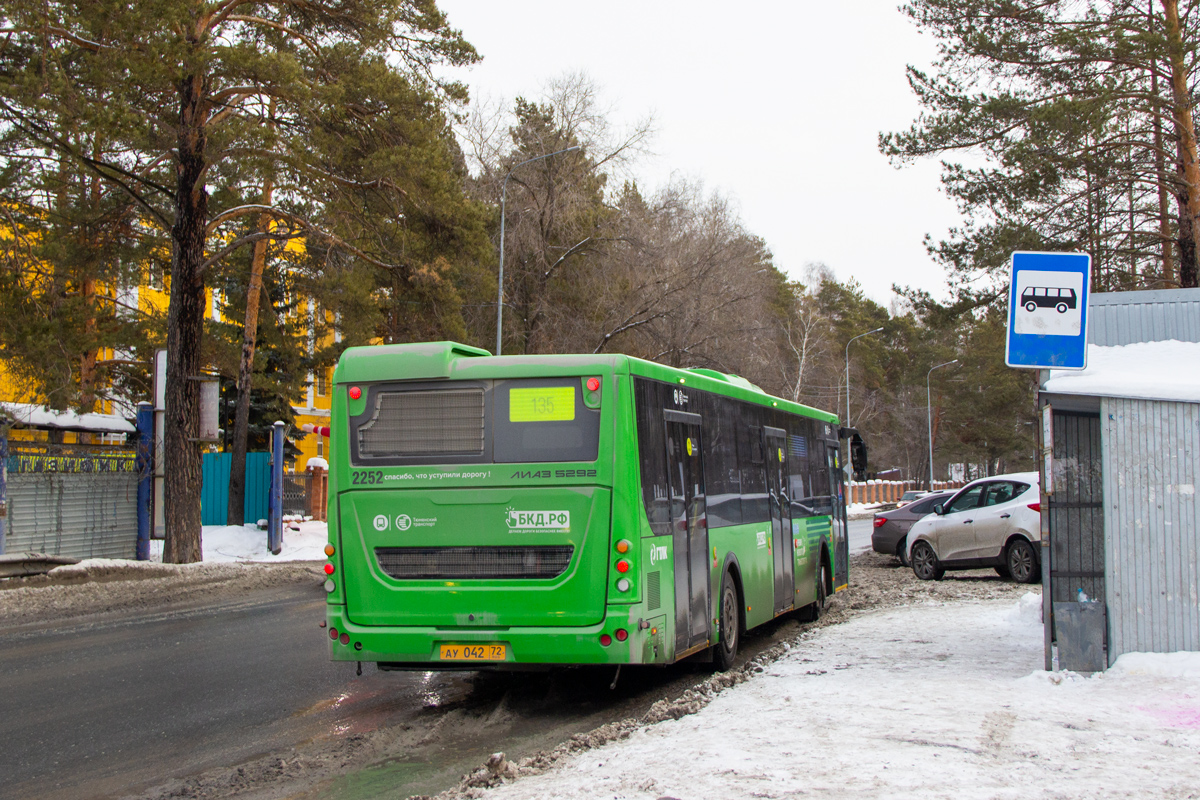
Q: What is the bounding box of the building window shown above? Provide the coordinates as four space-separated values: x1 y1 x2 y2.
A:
316 369 328 396
317 438 324 457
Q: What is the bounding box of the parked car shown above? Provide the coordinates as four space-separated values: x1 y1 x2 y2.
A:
872 491 954 566
905 472 1041 583
898 490 927 504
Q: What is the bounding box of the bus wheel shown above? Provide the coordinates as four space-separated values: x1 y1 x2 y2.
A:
713 573 740 671
799 563 826 622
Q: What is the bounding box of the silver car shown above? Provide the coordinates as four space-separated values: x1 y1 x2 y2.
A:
906 472 1041 584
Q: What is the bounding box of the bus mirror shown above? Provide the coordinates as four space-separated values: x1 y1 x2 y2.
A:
850 433 868 480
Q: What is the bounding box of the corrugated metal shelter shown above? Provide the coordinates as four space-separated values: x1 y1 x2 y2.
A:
1039 288 1200 670
1088 287 1200 346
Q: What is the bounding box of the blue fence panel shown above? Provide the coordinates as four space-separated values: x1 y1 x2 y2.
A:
201 452 271 526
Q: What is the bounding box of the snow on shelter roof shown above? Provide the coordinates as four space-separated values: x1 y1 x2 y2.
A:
0 402 135 434
1042 340 1200 404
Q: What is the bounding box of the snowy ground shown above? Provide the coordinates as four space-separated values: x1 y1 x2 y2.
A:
146 518 329 563
479 596 1200 800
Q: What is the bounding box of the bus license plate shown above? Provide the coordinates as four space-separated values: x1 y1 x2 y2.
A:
438 643 507 662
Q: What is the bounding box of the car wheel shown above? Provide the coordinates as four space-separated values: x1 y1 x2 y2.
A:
1006 539 1039 584
897 537 909 567
911 541 944 581
1024 301 1037 312
1056 302 1068 313
713 572 740 670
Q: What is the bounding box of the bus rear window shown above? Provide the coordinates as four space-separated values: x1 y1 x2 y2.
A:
494 379 599 463
349 378 600 466
358 387 485 458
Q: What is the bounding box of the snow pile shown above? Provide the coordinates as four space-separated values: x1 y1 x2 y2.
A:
1002 590 1043 627
846 502 888 519
1110 650 1200 678
1044 339 1200 403
0 400 135 433
146 519 329 563
481 598 1200 800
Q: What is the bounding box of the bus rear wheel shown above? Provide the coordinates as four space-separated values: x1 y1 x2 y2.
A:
713 573 740 671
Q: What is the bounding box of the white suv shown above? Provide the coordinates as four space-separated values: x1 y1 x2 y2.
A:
905 472 1041 584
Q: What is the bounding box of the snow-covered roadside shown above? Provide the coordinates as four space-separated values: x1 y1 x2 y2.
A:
846 502 888 520
479 596 1200 800
145 518 329 563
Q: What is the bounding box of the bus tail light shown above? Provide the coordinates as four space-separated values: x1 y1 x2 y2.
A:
616 578 630 592
324 563 335 575
329 628 338 640
324 543 335 557
586 377 600 392
339 633 350 645
324 579 335 593
615 539 631 554
616 560 630 573
599 634 612 646
349 386 362 400
615 629 628 642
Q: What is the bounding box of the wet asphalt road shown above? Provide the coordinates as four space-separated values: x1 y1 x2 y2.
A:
0 583 417 800
0 522 876 800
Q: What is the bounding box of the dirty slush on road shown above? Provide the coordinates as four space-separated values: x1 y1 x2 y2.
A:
0 554 1034 800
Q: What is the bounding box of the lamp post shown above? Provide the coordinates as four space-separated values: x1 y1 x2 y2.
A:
926 359 959 489
496 145 580 356
844 326 883 505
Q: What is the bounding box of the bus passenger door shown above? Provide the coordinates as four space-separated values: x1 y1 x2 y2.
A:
664 410 708 656
764 427 793 614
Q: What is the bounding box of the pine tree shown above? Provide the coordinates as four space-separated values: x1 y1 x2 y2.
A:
0 0 478 561
883 0 1200 298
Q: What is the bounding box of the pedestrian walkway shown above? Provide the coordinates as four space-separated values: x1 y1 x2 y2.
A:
484 596 1200 799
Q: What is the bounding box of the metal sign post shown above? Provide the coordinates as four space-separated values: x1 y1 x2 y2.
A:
268 421 284 555
135 403 154 561
1005 251 1092 370
0 426 7 556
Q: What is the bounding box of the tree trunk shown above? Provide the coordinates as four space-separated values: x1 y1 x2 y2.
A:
227 176 275 526
162 70 209 565
1151 3 1177 287
1163 0 1200 287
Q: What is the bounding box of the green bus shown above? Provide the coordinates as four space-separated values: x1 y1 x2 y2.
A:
322 341 849 671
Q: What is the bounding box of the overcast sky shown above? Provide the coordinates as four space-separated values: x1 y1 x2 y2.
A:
437 1 962 307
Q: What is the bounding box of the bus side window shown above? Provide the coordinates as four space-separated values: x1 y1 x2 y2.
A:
739 410 769 524
634 378 671 535
702 393 742 527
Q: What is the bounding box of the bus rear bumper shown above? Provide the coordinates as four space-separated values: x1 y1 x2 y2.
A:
325 605 669 667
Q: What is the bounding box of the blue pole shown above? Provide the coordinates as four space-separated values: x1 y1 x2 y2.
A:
0 426 8 556
269 421 284 555
135 402 154 561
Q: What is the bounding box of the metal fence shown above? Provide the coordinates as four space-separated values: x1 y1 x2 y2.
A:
281 470 328 520
5 445 139 559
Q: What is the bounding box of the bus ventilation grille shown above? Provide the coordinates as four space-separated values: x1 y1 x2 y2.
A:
647 571 661 610
358 388 485 457
374 546 574 580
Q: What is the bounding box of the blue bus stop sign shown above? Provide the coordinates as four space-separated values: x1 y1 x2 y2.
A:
1005 251 1091 370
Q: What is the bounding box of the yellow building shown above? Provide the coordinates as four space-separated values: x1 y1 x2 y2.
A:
1 271 334 471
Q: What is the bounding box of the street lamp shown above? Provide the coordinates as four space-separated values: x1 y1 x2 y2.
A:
844 326 883 505
496 145 580 356
926 359 959 489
